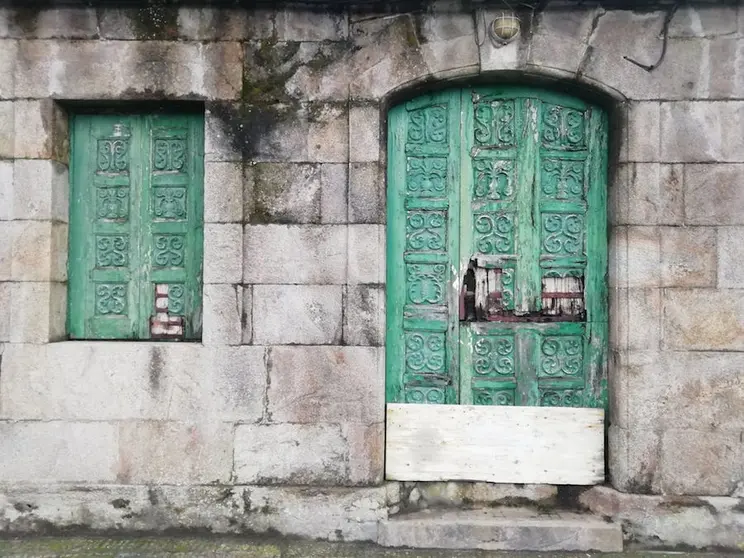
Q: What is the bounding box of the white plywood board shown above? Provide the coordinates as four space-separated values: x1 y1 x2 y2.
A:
385 403 604 485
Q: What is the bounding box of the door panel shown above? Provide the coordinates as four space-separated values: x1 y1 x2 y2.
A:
387 90 461 405
387 85 608 409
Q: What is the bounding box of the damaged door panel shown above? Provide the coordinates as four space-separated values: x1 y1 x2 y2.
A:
541 270 585 318
387 86 608 409
460 259 516 321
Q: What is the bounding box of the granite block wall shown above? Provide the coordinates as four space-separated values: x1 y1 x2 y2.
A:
0 1 742 541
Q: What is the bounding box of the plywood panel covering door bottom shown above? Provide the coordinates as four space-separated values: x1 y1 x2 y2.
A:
385 85 609 483
385 404 604 485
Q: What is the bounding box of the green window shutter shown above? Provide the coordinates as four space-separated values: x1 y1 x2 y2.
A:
141 114 204 340
387 87 609 408
68 113 204 341
69 115 141 339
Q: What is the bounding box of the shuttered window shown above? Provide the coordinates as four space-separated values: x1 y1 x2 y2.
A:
68 113 204 340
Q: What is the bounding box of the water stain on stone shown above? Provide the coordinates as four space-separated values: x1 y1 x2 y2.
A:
333 349 347 365
110 498 130 510
9 8 39 36
149 346 164 391
148 487 159 506
209 102 291 161
13 501 38 513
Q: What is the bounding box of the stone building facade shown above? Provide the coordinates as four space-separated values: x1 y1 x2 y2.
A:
0 0 743 550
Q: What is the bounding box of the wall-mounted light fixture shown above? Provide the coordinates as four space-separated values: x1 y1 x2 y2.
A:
489 12 521 46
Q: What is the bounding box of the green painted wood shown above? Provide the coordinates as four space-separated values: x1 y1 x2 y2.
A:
458 91 473 406
69 115 141 339
386 90 460 405
458 326 474 404
444 90 463 406
516 98 541 314
68 112 203 340
387 85 608 408
584 108 610 408
386 100 407 405
517 328 540 405
139 113 204 340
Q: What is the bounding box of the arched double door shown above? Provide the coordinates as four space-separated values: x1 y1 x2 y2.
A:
385 86 609 484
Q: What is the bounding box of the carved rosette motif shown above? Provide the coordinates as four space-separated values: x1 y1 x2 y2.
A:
405 332 445 375
153 234 185 267
474 100 515 147
473 334 515 376
167 283 185 314
473 159 514 200
405 386 446 404
153 138 187 171
540 336 583 377
406 211 446 252
407 106 447 145
95 283 127 315
541 105 586 150
541 159 584 200
406 263 446 305
474 213 514 254
97 138 130 173
154 187 187 220
95 235 129 268
96 187 129 220
541 389 584 407
542 213 584 255
501 267 516 310
473 388 514 406
406 157 447 197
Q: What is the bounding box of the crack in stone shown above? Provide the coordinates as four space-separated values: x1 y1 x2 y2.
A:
577 8 607 78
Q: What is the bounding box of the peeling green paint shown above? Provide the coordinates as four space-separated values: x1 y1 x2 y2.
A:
386 86 609 408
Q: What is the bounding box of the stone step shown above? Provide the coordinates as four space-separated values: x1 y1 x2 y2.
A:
378 507 623 552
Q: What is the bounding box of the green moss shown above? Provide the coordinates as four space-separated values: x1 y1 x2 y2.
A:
241 75 290 106
403 18 420 48
242 39 302 105
250 202 274 224
241 39 346 107
131 2 178 40
305 41 346 72
305 103 326 122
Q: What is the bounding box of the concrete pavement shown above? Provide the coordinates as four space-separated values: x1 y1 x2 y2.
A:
0 536 741 557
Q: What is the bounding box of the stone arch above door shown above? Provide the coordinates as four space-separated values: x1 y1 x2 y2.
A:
349 10 644 104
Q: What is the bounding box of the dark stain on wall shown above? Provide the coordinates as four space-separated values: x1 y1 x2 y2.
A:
131 3 178 40
9 8 39 35
110 498 130 510
148 346 164 392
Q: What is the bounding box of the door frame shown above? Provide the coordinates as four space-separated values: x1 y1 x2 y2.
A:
383 84 609 484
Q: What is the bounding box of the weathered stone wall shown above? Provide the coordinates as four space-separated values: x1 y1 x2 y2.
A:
0 1 743 541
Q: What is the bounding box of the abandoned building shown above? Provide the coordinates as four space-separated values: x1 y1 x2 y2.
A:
0 0 743 551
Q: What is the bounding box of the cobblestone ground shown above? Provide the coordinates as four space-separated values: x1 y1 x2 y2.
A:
0 537 740 558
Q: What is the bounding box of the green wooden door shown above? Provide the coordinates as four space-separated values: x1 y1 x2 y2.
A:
68 113 204 340
386 86 608 408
